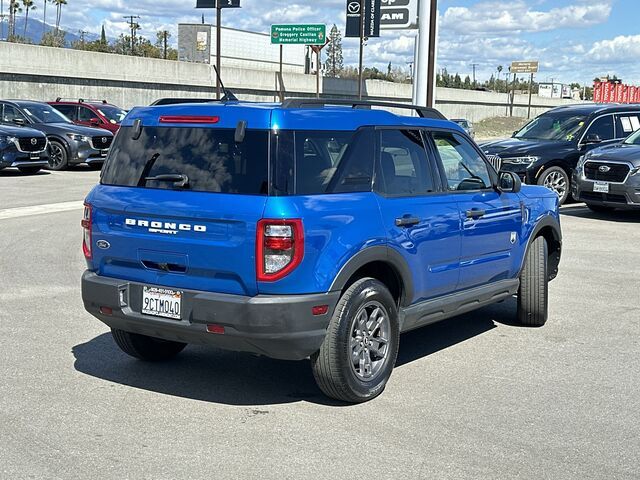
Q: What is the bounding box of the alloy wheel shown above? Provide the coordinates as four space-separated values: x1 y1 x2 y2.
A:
543 170 567 200
349 301 391 381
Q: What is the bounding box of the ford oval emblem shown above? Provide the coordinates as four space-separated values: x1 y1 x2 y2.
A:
96 240 111 250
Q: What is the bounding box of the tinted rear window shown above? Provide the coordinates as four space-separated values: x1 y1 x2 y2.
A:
101 127 269 194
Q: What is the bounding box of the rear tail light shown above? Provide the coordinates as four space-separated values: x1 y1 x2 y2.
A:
81 203 92 260
256 219 304 282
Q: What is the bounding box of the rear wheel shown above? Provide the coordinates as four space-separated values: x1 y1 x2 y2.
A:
47 140 68 171
586 204 614 213
111 329 187 361
17 166 41 174
311 278 400 403
538 166 570 205
517 236 549 327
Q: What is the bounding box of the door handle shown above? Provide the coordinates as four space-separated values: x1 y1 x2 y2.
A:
395 216 421 227
466 209 486 219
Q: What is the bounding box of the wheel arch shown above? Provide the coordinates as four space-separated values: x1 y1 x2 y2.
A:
329 246 414 308
522 216 562 281
534 160 572 182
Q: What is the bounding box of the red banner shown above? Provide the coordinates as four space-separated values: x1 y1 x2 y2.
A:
594 81 640 104
615 83 624 103
593 82 602 103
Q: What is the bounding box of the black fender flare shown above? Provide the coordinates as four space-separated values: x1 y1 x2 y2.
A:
329 246 415 307
521 215 562 280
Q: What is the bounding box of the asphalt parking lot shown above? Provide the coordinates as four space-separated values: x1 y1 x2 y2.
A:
1 168 639 480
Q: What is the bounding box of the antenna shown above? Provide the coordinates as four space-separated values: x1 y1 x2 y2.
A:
212 65 238 102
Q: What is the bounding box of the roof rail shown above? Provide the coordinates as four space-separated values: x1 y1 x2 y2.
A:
280 98 447 120
150 98 219 106
54 97 109 104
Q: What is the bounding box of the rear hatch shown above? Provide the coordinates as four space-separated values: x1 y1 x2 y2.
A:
86 111 270 296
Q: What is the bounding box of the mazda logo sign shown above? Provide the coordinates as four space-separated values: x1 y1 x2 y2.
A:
348 1 360 14
30 138 38 145
599 165 611 173
101 137 107 143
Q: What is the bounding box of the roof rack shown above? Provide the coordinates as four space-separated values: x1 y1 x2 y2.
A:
280 98 447 120
150 98 219 106
55 97 109 104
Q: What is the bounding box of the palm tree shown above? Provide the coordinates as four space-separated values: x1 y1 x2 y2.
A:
8 0 22 38
53 0 64 33
42 0 49 38
22 0 36 38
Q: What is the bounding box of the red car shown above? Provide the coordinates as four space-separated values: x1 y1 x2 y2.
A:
48 99 127 134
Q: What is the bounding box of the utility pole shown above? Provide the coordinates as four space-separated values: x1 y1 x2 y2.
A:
160 30 169 59
414 0 439 108
123 15 140 55
216 4 221 99
471 63 479 88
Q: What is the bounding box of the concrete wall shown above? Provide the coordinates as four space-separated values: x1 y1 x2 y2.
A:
0 42 578 121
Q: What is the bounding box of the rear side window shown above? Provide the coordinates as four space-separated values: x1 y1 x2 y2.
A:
101 127 269 195
585 115 614 141
274 129 375 195
615 114 640 138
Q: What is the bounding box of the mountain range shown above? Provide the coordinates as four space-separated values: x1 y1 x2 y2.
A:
0 17 103 46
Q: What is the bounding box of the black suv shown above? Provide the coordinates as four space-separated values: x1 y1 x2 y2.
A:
0 100 114 170
481 104 640 205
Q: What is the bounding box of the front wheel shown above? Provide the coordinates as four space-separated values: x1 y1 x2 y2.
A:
111 329 187 361
538 166 570 205
517 236 549 327
311 278 400 403
47 140 69 171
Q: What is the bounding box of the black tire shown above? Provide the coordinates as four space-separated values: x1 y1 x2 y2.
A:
47 140 69 171
586 203 614 213
17 166 41 175
538 166 570 206
111 328 187 361
517 236 549 327
311 278 400 403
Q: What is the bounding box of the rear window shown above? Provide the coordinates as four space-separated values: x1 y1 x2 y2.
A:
101 127 269 195
273 129 375 195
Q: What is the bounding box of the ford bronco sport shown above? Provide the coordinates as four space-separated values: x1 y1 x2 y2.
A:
81 99 562 403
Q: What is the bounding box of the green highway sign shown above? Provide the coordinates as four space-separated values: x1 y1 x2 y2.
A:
271 24 326 45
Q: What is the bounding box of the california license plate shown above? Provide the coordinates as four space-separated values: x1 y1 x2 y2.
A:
142 286 182 320
593 182 610 193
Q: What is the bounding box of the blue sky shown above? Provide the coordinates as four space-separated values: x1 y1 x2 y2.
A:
42 0 640 85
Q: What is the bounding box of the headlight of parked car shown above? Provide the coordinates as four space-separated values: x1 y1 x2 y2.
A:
630 166 640 176
502 156 541 166
66 133 90 142
0 135 17 145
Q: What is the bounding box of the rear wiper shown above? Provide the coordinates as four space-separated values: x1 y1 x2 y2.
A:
143 174 190 188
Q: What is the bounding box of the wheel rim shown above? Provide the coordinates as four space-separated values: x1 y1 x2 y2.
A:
349 301 391 381
48 144 63 168
543 170 567 199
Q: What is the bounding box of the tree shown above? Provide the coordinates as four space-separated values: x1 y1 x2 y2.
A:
325 24 343 78
100 24 107 45
8 0 22 39
22 0 36 38
40 29 64 47
53 0 66 33
42 0 49 39
453 73 462 88
156 30 171 59
463 75 471 89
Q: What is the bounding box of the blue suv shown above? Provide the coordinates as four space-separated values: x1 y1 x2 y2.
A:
81 99 562 403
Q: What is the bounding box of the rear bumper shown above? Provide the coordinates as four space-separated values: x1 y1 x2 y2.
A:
81 271 340 361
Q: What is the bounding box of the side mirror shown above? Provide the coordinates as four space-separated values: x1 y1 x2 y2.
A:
512 130 518 138
585 133 602 144
12 118 26 126
90 118 101 125
498 171 522 194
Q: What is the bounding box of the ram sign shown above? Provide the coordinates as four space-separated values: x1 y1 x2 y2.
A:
380 0 417 30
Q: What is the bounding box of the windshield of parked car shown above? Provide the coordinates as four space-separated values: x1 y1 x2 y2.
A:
97 105 127 124
623 129 640 145
21 103 72 124
514 112 587 141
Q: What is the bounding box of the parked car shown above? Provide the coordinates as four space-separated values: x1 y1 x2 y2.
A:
81 98 562 403
451 118 475 138
0 124 48 174
49 99 127 134
573 128 640 212
480 104 640 205
0 100 114 170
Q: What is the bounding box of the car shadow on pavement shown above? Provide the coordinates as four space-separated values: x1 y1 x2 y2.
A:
0 169 50 177
72 299 519 406
560 205 640 223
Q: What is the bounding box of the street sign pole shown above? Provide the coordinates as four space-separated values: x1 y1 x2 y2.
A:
528 72 534 119
358 0 365 99
216 5 221 99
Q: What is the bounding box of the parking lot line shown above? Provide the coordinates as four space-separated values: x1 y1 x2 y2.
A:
0 201 84 220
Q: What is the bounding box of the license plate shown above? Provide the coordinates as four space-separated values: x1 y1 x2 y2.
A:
101 150 108 157
30 154 40 160
593 182 610 193
142 286 182 320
